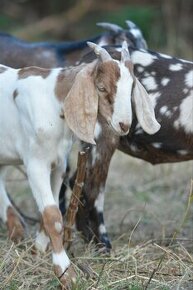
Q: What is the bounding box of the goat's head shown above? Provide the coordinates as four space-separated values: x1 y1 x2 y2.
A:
96 21 147 49
63 42 160 144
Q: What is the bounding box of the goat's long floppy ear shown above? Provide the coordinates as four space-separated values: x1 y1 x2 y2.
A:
132 78 161 134
63 62 98 145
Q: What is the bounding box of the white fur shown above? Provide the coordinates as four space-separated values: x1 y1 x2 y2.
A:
178 95 193 133
0 167 11 222
142 76 158 90
131 51 156 66
35 230 50 253
94 190 105 212
111 62 132 134
159 53 172 59
160 106 168 115
94 121 102 139
169 63 183 71
185 70 193 87
53 250 71 272
152 142 162 149
161 78 170 86
99 224 107 235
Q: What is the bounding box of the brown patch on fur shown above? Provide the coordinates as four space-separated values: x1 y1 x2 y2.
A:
55 65 84 102
42 205 63 253
0 66 7 73
95 61 120 119
18 66 50 79
13 89 18 99
54 264 64 277
59 265 77 289
6 206 24 243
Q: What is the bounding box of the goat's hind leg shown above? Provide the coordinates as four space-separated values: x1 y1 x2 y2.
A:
0 166 24 242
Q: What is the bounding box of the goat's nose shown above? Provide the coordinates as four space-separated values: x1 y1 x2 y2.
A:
119 122 129 133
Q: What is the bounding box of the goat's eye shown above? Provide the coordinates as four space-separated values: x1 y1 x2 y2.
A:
106 95 113 105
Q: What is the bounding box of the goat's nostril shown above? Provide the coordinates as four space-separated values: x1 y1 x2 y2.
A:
119 122 129 133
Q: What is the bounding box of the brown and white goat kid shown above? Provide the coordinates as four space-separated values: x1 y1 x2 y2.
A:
0 42 160 287
66 46 193 252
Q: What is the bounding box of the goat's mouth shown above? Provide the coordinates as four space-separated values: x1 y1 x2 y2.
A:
108 121 129 136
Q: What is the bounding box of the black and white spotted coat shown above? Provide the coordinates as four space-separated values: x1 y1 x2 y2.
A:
67 46 193 251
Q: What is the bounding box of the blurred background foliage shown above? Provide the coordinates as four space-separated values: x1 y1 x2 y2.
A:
0 0 192 58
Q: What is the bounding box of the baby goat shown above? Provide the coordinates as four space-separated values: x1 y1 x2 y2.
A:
66 46 193 252
0 42 159 287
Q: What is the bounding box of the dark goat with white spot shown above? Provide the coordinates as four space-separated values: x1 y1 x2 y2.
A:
64 46 193 251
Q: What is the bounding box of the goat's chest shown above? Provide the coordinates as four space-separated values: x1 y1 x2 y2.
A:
16 99 73 165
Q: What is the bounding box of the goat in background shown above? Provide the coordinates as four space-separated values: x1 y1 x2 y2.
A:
0 20 147 68
65 45 193 252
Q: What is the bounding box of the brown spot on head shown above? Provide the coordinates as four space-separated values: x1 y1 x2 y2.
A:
95 60 120 120
0 66 7 73
18 66 50 79
13 89 18 99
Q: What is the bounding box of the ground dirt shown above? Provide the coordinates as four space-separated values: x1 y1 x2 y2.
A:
0 148 193 290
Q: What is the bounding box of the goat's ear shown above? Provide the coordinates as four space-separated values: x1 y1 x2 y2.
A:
132 78 161 134
63 62 98 145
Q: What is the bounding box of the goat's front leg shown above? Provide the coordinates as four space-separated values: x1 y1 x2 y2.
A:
26 159 76 288
75 136 118 252
35 164 66 253
0 166 24 243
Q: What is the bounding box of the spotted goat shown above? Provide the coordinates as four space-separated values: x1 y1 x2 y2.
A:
64 45 193 252
0 20 146 68
0 42 160 288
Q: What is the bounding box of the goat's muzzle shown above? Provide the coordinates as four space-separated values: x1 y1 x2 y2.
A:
119 122 129 134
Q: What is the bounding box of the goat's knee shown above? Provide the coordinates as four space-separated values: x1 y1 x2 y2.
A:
42 206 69 275
6 206 24 243
42 205 76 287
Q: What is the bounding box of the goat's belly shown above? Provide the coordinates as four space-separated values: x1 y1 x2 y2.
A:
0 116 24 166
0 133 23 165
119 136 193 164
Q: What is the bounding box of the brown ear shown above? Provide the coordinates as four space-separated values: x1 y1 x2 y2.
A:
132 78 161 135
63 62 98 144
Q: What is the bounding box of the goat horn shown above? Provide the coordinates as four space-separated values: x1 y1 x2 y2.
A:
125 20 137 29
96 22 122 33
87 42 111 62
121 40 131 63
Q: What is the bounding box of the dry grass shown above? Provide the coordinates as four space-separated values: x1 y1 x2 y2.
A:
0 150 193 290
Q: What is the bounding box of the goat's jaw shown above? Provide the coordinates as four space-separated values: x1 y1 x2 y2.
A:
108 121 130 136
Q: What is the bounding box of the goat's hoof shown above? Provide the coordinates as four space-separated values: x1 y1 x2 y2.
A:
6 207 24 243
58 265 77 290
